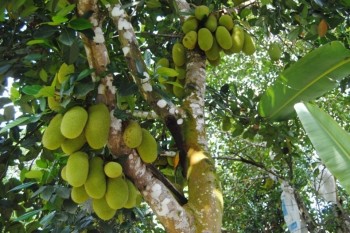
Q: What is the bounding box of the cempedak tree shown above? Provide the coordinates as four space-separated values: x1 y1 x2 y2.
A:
1 0 350 232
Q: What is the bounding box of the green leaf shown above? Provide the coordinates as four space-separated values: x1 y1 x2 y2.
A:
48 15 69 25
8 182 36 192
77 68 93 81
26 39 51 47
22 85 42 95
157 67 179 77
0 115 41 134
294 102 350 194
62 40 80 64
56 3 76 16
58 28 76 46
69 18 93 30
14 209 42 222
259 41 350 121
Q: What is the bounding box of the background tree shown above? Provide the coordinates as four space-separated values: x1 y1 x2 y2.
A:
1 0 350 232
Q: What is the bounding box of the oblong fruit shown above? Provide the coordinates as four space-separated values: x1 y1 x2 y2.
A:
222 116 231 131
124 179 138 209
61 106 88 139
123 121 142 148
137 129 158 163
242 31 256 55
61 131 86 155
218 14 233 31
105 177 129 210
172 43 186 67
42 114 66 150
182 31 197 50
85 104 111 149
204 13 218 32
215 26 232 50
182 17 198 34
104 162 123 178
198 28 213 51
85 157 107 199
61 166 67 181
71 186 89 204
205 37 221 61
66 151 89 187
230 25 245 53
93 197 116 220
194 5 209 21
268 42 282 61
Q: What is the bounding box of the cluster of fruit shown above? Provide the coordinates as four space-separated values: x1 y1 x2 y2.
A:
123 121 158 163
42 103 110 153
173 5 256 67
61 152 141 220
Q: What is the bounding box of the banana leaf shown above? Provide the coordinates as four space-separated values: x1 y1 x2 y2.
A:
259 41 350 121
294 102 350 194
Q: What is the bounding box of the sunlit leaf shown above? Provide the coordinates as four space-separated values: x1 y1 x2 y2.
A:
8 182 36 192
13 209 42 222
69 18 93 30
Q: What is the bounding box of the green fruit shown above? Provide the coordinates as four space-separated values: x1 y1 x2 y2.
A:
205 38 221 61
172 43 186 67
198 28 213 51
242 32 256 55
92 197 116 220
222 116 231 131
204 13 218 32
58 63 74 84
104 162 123 178
85 103 111 149
268 42 282 61
71 186 89 204
105 177 129 210
175 66 186 80
137 129 158 163
215 26 232 50
61 106 88 139
194 5 209 21
230 25 245 53
218 14 233 31
66 151 89 187
47 96 63 112
124 179 138 209
182 17 198 34
42 114 66 150
156 58 169 68
61 166 67 181
207 56 221 66
24 170 43 179
61 132 86 155
85 157 107 199
123 121 142 148
182 31 197 50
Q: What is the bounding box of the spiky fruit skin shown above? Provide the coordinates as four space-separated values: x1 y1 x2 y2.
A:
84 157 106 199
123 179 138 209
104 162 123 178
204 14 218 32
61 106 88 139
66 151 89 187
218 14 233 31
215 26 232 50
182 31 197 50
172 43 186 67
136 129 158 163
205 38 221 61
268 42 282 61
71 186 89 204
230 25 245 53
182 17 198 34
242 32 256 55
42 114 65 150
123 121 142 148
105 177 129 209
61 132 86 155
85 104 111 149
194 5 209 21
92 197 116 220
198 28 213 51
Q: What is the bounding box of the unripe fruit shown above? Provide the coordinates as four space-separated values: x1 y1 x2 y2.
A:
61 166 67 181
25 170 43 179
182 17 198 34
124 179 138 209
66 151 89 187
61 106 88 139
172 43 186 67
198 28 213 51
242 32 256 55
205 38 221 61
215 26 232 50
42 114 66 150
222 116 231 131
104 162 123 178
85 157 107 199
175 66 186 80
61 132 86 155
85 104 111 149
194 5 209 21
58 63 74 84
123 121 142 148
268 42 282 61
71 186 89 204
47 96 63 112
219 14 233 31
230 25 245 53
182 31 197 50
207 56 221 66
105 177 129 210
137 129 158 163
204 14 218 32
156 58 169 68
92 197 116 220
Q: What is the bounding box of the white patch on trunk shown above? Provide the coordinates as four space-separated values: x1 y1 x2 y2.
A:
142 82 152 92
93 27 105 43
90 18 98 27
118 18 132 30
122 46 130 56
98 84 105 94
111 5 124 17
151 183 162 199
177 118 183 125
110 116 122 131
123 31 133 42
157 99 167 108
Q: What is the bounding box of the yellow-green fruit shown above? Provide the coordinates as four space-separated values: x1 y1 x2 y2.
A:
182 31 197 50
242 32 256 55
105 177 129 210
42 114 66 150
175 66 186 80
25 170 43 179
104 162 123 178
204 13 218 32
92 197 116 221
215 26 232 50
85 157 107 199
182 17 198 34
66 151 89 187
205 38 221 61
61 132 86 155
57 63 74 84
123 121 142 148
230 25 245 53
156 58 169 68
47 96 63 112
207 56 221 66
198 28 213 51
124 179 138 209
137 129 158 163
218 14 234 31
61 106 88 139
61 166 67 181
222 116 231 131
172 43 186 67
194 5 209 21
85 104 111 149
268 42 282 61
71 186 89 204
